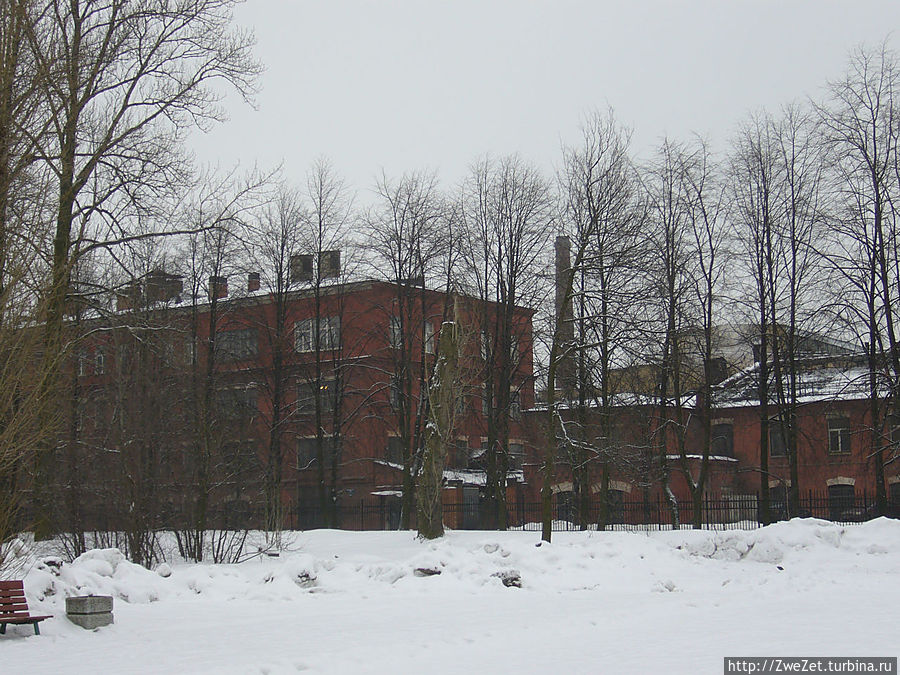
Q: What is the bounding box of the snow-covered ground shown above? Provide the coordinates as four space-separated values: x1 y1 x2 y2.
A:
3 519 898 674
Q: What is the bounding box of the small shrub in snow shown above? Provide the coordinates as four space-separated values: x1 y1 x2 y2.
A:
492 570 521 588
651 579 678 593
156 563 173 578
294 571 317 588
414 567 442 577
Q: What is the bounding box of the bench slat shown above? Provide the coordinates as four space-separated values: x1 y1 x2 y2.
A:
0 589 26 598
0 597 27 604
0 604 31 614
0 615 52 624
0 581 25 591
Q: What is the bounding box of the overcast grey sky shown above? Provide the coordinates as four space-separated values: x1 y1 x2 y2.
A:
190 1 900 199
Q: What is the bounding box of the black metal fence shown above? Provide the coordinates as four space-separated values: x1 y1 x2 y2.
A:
285 491 899 532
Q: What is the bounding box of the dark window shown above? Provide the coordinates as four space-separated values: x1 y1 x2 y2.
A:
222 441 257 477
77 351 89 377
447 440 469 469
770 426 787 457
217 328 257 361
215 387 257 420
509 389 522 420
298 436 338 469
386 436 404 464
508 443 524 471
297 378 336 415
827 483 855 521
889 416 900 445
183 337 196 365
389 377 401 411
94 350 105 375
828 418 851 455
455 394 467 417
389 316 402 350
711 423 734 457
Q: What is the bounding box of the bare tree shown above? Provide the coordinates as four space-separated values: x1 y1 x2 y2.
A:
417 319 462 539
292 160 356 528
677 137 730 529
461 155 554 530
243 184 305 539
174 174 262 562
730 113 782 525
644 137 697 529
0 0 61 561
817 43 900 512
22 0 259 533
550 110 643 538
365 170 447 529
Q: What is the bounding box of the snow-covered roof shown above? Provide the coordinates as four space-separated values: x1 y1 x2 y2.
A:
713 355 874 408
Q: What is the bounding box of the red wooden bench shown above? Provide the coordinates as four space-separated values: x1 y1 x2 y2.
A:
0 580 52 635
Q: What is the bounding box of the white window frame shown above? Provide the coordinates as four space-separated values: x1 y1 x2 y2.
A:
424 321 435 355
295 316 341 353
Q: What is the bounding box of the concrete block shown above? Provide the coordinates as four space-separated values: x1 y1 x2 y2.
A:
66 595 114 615
67 612 114 630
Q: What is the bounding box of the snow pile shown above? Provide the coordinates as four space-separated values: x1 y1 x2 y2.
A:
3 519 898 674
657 516 900 564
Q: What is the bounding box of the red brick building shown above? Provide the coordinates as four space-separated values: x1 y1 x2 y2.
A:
522 353 900 526
58 271 535 533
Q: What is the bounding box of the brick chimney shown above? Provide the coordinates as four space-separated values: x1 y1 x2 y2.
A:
247 272 260 293
116 281 142 311
209 275 228 300
555 235 575 396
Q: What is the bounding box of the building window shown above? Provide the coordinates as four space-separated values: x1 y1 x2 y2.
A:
711 423 734 457
424 321 435 355
183 337 196 365
769 425 787 457
77 351 89 377
297 378 336 414
455 394 467 417
508 443 524 471
448 439 469 469
295 316 341 353
827 417 851 455
386 436 403 464
889 416 900 446
297 436 338 469
215 387 258 420
94 350 105 375
222 441 257 477
389 377 401 411
508 334 519 364
509 389 522 420
217 327 258 361
389 316 402 350
480 330 491 361
827 483 855 521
